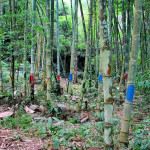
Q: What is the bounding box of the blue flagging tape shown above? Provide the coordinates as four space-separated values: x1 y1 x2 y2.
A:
126 85 135 102
0 74 1 79
69 74 72 82
112 74 114 78
99 74 102 83
42 69 43 72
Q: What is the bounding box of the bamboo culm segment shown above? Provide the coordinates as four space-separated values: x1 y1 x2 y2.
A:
119 0 143 145
98 0 114 149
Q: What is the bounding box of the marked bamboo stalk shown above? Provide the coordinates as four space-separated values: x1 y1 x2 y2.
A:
30 0 36 100
56 0 60 86
80 0 93 111
73 0 78 84
0 3 3 92
98 0 114 149
42 36 46 89
46 0 52 101
119 0 142 146
68 0 78 96
23 0 28 96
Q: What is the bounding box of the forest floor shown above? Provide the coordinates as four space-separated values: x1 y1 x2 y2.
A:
0 78 149 150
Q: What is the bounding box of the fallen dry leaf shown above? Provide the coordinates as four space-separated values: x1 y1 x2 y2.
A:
0 109 14 119
57 104 68 110
39 105 45 112
80 116 89 123
24 106 35 114
29 105 39 111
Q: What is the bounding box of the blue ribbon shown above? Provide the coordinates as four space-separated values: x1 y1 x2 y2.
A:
99 74 102 83
0 74 1 79
69 74 72 82
42 69 43 72
126 85 135 102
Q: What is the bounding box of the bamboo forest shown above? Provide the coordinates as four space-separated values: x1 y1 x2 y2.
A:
0 0 149 149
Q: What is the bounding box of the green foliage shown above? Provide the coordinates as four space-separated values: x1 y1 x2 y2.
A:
0 114 32 129
135 70 150 90
130 124 150 149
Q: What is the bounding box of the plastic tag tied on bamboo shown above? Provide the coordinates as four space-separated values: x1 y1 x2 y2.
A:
57 75 60 81
30 74 34 84
69 74 72 82
126 85 135 103
125 73 128 80
74 68 77 73
0 74 2 79
99 74 102 83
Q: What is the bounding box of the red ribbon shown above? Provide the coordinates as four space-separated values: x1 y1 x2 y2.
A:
75 68 77 73
30 74 34 84
57 75 60 81
125 73 128 80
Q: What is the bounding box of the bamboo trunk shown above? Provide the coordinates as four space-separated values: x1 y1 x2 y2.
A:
0 3 3 92
37 34 42 78
68 0 78 96
119 0 142 146
46 0 52 100
42 36 46 89
98 0 114 149
30 0 36 100
56 0 60 86
79 0 87 43
23 0 28 96
80 0 93 111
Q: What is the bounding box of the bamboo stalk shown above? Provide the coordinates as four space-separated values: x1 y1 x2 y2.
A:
119 0 143 146
98 0 114 149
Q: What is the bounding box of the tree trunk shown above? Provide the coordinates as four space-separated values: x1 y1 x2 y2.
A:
146 0 150 68
80 0 93 111
42 36 46 89
79 0 87 43
9 0 15 98
30 0 36 100
56 0 60 86
119 0 142 146
0 3 3 92
23 0 28 96
98 0 114 149
73 0 78 84
94 0 99 88
68 0 78 97
37 34 42 78
46 0 52 100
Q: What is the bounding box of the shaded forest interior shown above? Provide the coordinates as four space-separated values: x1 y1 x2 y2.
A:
0 0 149 149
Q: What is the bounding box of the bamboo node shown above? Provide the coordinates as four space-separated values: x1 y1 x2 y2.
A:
103 122 113 128
104 101 113 105
122 118 131 122
103 142 114 147
120 130 129 134
119 139 129 144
